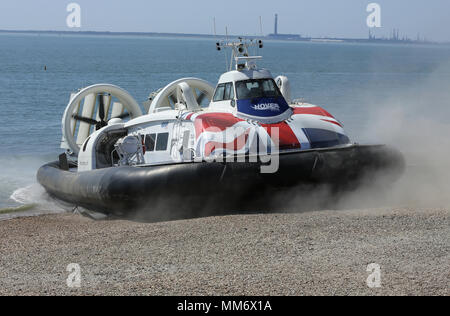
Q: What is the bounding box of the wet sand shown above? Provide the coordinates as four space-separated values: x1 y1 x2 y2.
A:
0 208 448 296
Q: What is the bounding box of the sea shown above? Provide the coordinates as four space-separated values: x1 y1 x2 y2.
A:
1 32 450 218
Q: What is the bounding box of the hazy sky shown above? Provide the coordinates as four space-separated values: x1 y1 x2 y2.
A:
0 0 449 41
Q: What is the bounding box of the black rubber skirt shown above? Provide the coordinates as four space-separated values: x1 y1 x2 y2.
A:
37 145 404 221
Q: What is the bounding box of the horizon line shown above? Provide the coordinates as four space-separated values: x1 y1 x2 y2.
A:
0 29 447 45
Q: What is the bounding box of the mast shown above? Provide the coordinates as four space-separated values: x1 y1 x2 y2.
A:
216 38 264 71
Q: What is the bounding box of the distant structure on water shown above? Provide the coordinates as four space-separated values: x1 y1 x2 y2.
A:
367 28 429 44
274 14 278 35
266 14 431 45
267 13 306 40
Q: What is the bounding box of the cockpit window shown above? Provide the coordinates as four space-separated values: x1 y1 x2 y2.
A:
143 134 156 152
236 79 281 99
213 82 234 102
213 84 226 102
156 133 169 151
224 82 235 100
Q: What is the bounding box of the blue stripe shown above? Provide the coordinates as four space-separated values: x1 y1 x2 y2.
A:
236 97 290 118
302 128 350 149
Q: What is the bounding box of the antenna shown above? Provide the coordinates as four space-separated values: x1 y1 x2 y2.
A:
213 17 217 38
216 38 264 72
259 16 264 37
225 27 230 70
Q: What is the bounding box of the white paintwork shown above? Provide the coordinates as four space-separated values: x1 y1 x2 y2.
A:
108 118 123 125
176 82 200 111
209 69 274 113
125 110 179 128
217 69 273 85
208 100 236 112
128 120 176 165
275 76 292 104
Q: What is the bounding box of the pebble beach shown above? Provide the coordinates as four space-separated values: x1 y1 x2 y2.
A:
0 207 448 296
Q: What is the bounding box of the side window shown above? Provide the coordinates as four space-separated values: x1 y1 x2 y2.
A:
236 81 252 99
156 133 169 151
224 82 235 100
262 80 279 97
143 134 156 152
213 84 226 102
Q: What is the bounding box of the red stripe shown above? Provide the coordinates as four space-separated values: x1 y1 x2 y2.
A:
262 122 301 150
292 106 334 118
204 129 250 156
321 119 343 127
195 113 302 150
195 113 243 139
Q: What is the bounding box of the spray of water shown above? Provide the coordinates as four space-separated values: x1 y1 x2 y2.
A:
0 155 68 220
329 61 450 210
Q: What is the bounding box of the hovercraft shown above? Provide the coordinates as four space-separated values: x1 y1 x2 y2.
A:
37 39 404 220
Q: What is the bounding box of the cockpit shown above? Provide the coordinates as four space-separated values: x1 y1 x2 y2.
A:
210 71 292 123
208 38 293 123
213 82 235 102
212 78 282 103
235 79 281 100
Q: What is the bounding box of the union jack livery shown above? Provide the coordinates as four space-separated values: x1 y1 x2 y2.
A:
38 38 404 220
188 107 349 159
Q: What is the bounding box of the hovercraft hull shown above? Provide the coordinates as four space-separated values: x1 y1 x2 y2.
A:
37 145 404 221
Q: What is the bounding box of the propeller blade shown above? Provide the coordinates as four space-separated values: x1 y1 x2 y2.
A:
113 112 130 120
98 94 106 122
72 115 98 125
169 94 178 106
197 91 207 104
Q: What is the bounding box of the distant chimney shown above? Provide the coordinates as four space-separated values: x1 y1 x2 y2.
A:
274 14 278 35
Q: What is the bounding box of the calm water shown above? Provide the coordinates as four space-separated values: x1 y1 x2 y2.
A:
1 33 450 211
